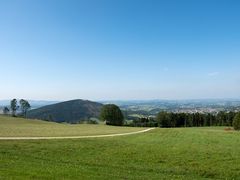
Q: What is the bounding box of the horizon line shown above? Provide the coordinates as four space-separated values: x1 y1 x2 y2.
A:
1 98 240 102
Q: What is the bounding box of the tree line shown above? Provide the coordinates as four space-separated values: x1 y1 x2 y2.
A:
99 104 240 129
156 111 237 128
127 111 240 128
2 99 31 118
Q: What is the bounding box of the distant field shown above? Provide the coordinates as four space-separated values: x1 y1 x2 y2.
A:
1 116 240 179
0 116 145 137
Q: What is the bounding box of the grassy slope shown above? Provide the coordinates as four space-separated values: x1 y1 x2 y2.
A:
1 116 240 179
0 116 145 137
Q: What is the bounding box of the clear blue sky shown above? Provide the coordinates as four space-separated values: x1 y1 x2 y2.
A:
0 0 240 100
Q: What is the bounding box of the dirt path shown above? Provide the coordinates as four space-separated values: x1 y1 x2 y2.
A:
0 128 155 140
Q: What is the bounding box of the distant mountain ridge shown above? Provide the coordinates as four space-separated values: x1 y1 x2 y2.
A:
0 100 59 109
27 99 103 123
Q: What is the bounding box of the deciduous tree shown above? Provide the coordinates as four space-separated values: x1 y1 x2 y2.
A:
19 99 31 118
10 99 18 117
100 104 124 126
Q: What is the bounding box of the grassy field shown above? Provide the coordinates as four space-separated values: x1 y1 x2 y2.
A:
1 116 240 179
0 115 145 137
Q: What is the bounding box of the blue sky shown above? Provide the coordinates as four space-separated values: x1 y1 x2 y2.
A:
0 0 240 100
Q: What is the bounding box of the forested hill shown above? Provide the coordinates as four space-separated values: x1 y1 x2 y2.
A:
27 99 103 123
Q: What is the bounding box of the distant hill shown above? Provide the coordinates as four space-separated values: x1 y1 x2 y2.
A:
27 99 103 123
0 100 59 109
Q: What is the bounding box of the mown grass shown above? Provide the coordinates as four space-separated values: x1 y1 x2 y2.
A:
0 115 145 137
1 116 240 179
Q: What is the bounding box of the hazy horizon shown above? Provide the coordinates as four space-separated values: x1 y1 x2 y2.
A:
1 98 240 103
1 0 240 100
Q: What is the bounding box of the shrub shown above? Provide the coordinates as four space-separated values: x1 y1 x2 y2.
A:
88 118 99 124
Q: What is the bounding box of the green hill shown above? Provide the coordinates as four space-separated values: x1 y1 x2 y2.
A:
27 99 103 123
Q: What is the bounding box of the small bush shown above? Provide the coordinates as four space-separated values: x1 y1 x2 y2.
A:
78 118 99 124
233 113 240 130
88 118 99 124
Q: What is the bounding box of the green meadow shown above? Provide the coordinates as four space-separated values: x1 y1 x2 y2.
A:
0 116 145 137
1 116 240 179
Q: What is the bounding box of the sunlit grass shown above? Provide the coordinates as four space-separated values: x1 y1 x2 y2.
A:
0 115 145 137
1 116 240 179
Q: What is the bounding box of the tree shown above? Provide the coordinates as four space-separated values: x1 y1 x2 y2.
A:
10 99 18 117
132 117 157 127
227 112 236 126
217 111 226 126
187 114 193 127
233 113 240 130
19 99 31 118
3 107 10 115
156 111 171 128
100 104 124 126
